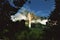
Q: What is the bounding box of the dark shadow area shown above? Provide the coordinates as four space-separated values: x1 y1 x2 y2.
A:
0 0 28 40
43 0 60 40
0 0 60 40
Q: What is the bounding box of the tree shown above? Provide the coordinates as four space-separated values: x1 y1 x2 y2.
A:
45 0 60 40
0 0 27 40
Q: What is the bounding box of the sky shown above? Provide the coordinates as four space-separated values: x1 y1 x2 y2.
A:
7 0 55 17
0 0 55 17
22 0 55 17
10 0 51 26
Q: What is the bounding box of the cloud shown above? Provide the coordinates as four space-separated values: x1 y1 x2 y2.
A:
10 7 31 22
8 0 18 8
31 19 48 25
11 13 27 22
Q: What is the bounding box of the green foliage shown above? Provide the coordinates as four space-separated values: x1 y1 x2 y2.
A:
15 23 45 40
0 23 46 40
28 28 44 40
15 30 28 40
15 29 44 40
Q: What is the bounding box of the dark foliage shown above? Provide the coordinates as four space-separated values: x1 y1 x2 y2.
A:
44 0 60 40
0 0 27 40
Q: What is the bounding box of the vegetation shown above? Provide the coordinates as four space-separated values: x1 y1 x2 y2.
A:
0 20 46 40
0 0 60 40
45 0 60 40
